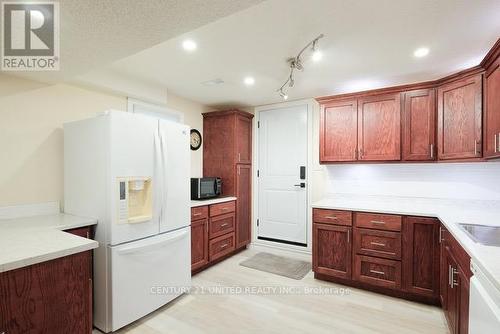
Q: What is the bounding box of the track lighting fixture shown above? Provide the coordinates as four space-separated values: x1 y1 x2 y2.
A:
277 34 324 100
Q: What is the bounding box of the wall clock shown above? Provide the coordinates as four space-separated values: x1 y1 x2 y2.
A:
190 129 202 150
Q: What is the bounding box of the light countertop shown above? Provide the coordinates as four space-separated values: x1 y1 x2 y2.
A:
0 214 98 273
191 196 237 207
312 194 500 292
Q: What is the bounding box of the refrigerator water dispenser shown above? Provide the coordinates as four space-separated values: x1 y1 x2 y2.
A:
117 177 153 224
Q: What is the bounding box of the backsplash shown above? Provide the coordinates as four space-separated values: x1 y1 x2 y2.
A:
325 162 500 200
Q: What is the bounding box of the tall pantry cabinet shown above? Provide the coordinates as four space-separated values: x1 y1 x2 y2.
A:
203 110 254 249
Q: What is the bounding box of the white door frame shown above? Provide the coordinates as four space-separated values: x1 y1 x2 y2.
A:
252 98 317 255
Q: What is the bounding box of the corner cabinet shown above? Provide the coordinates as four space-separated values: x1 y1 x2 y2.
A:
484 46 500 159
437 74 483 160
203 110 253 250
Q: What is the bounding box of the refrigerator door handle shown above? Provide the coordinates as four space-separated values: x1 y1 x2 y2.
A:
154 127 164 223
159 128 168 217
117 229 189 255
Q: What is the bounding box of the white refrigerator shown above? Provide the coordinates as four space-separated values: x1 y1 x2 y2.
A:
64 111 191 333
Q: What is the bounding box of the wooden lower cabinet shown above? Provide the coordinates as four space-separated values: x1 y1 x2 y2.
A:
0 251 93 334
191 200 240 273
191 218 209 271
313 223 352 279
440 224 471 334
403 216 440 299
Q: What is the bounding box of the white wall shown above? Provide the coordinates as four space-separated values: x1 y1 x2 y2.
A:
0 74 209 207
324 162 500 200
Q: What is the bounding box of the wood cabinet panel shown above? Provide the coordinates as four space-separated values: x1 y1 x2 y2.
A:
353 255 402 289
354 228 401 260
313 223 352 279
65 226 92 239
313 209 352 226
209 213 235 239
402 89 436 161
236 164 251 248
355 212 402 232
358 93 401 161
484 57 500 159
191 206 209 220
402 217 440 300
0 252 92 334
236 115 252 164
320 100 358 162
437 74 482 160
209 232 235 261
210 201 236 217
191 218 209 271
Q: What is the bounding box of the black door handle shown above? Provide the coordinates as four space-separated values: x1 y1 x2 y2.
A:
293 183 306 188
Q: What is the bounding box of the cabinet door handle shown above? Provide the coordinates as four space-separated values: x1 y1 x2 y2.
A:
452 267 459 287
430 144 434 159
370 220 386 225
370 269 385 275
220 243 229 249
439 227 442 243
370 241 386 247
495 134 499 153
498 133 500 153
347 229 350 243
238 153 241 162
448 264 452 288
220 223 229 227
324 216 338 220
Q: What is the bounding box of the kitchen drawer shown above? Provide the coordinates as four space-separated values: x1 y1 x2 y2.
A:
354 228 401 260
191 205 209 221
354 255 402 289
210 201 236 217
209 232 235 261
313 209 352 226
355 212 402 232
209 213 235 239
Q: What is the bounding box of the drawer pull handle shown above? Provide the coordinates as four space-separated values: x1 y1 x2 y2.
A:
370 220 386 225
370 242 386 247
193 213 202 216
370 269 385 275
221 208 229 211
325 216 338 219
220 243 229 249
220 223 229 227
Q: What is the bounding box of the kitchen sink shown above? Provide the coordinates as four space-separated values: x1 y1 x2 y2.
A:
459 224 500 247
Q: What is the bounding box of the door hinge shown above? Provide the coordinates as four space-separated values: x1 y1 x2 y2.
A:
257 170 259 177
257 219 259 227
257 121 260 128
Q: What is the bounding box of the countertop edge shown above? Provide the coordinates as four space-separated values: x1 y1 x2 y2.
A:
191 197 237 207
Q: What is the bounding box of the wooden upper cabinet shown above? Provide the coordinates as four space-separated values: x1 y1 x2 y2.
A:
320 99 358 162
402 89 436 161
358 93 401 161
236 115 252 164
437 75 482 160
484 55 500 159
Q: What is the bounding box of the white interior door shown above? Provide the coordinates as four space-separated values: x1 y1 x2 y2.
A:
258 105 307 245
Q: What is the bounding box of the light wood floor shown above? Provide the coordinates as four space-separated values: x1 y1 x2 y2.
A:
95 248 449 334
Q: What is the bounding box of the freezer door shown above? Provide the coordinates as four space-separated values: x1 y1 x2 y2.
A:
109 112 160 245
109 227 191 332
158 120 190 233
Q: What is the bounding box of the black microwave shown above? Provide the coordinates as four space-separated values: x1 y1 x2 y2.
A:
191 177 222 200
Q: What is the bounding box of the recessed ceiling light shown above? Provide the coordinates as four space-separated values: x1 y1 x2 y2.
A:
312 50 323 62
414 47 429 58
182 39 197 52
243 77 255 86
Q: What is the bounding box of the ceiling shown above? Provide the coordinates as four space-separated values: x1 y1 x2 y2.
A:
10 0 264 82
77 0 500 107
